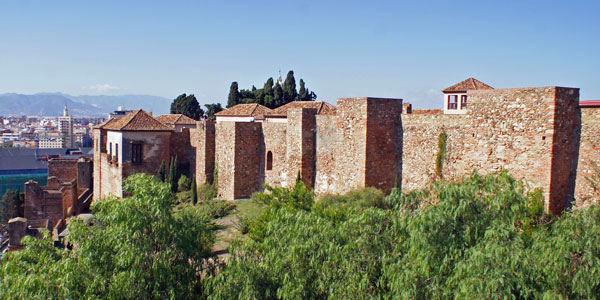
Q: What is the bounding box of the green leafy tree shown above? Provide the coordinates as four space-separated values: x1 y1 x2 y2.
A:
282 70 297 103
157 160 166 182
170 93 204 120
204 103 223 120
0 190 23 223
227 82 240 108
0 174 215 299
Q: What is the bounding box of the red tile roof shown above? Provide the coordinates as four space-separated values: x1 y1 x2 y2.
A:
268 101 337 116
442 78 493 93
580 100 600 108
102 110 173 131
215 103 273 117
156 114 197 125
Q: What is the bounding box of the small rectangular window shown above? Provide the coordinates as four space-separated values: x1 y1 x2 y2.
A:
461 95 468 109
109 142 112 162
114 144 119 165
132 143 143 164
448 95 458 109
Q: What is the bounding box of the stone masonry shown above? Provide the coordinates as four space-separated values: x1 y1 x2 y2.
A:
91 84 594 216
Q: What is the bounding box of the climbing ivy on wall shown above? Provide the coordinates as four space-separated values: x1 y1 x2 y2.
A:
435 131 448 179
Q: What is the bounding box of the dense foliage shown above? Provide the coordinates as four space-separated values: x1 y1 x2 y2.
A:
0 174 215 299
170 93 204 120
209 171 600 299
3 171 600 299
0 189 23 223
227 70 316 108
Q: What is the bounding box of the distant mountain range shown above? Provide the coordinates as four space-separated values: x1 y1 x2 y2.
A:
0 93 171 117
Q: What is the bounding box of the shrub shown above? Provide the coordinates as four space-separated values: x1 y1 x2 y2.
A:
204 199 235 219
178 175 192 192
235 215 251 234
198 183 218 203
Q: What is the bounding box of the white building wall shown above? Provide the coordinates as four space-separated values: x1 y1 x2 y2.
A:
443 92 468 115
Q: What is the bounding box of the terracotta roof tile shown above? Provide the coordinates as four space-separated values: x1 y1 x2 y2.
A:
268 101 337 116
95 118 116 129
156 114 197 125
215 103 273 117
103 110 173 131
442 78 493 93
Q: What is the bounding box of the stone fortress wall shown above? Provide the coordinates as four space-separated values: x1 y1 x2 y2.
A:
89 83 597 216
401 87 582 214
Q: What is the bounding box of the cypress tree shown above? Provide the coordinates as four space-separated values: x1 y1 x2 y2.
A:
298 79 310 101
168 156 179 193
263 77 275 108
273 82 284 108
157 160 166 182
191 174 197 204
227 82 240 108
283 70 297 103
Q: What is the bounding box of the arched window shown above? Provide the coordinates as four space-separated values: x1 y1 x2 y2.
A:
266 151 273 171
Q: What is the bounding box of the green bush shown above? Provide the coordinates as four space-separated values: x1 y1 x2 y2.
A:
204 199 235 219
198 183 218 203
0 173 215 299
178 175 192 192
235 215 251 234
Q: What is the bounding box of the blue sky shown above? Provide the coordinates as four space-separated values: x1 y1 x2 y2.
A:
0 0 598 108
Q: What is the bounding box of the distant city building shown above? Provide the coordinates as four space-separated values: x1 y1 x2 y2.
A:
108 106 134 120
58 104 74 148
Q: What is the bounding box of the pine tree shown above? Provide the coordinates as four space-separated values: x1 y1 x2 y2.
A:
227 82 240 108
157 160 166 182
283 70 297 103
170 93 204 120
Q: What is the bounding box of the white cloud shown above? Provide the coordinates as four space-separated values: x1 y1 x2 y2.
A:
87 83 121 92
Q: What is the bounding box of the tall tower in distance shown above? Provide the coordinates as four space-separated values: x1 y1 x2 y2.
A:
58 104 74 148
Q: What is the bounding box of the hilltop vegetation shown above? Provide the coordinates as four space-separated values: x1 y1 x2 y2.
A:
2 171 600 299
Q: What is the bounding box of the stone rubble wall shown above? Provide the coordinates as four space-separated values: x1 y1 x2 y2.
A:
575 107 600 206
192 121 216 185
314 115 338 194
262 122 287 187
402 87 581 213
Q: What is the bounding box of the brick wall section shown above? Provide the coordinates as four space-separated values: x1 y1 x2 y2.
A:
575 107 600 205
193 121 216 184
170 128 195 177
314 115 338 194
365 98 403 193
24 180 64 228
262 122 287 187
121 131 171 181
48 158 93 196
548 88 581 214
335 98 368 192
215 122 262 200
233 123 262 199
60 180 77 218
215 122 236 200
286 108 317 188
48 159 78 183
464 87 578 213
76 159 93 195
93 129 102 200
402 114 465 189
